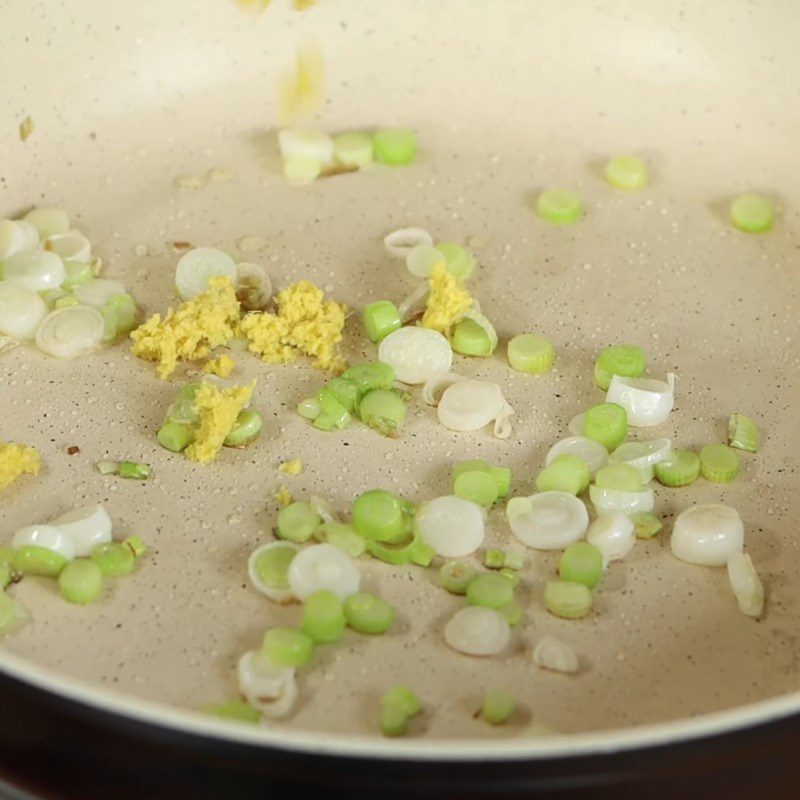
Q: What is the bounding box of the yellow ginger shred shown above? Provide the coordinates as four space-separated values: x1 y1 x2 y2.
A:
277 43 325 125
421 262 473 335
0 442 41 491
278 459 303 476
185 381 255 465
203 354 235 378
130 277 241 379
276 486 293 506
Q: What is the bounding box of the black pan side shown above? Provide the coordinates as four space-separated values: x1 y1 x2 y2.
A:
0 670 798 800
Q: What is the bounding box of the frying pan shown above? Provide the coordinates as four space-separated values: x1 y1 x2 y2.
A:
1 0 799 797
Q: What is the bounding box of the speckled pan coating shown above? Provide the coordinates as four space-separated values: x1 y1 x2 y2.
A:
1 0 799 753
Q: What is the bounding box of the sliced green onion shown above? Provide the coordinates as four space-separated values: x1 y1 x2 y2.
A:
96 459 120 475
482 691 516 725
344 592 395 634
362 300 401 344
0 282 47 340
358 389 406 437
594 463 641 493
157 421 195 453
444 606 510 655
536 454 590 495
58 559 103 605
671 504 744 566
277 502 322 543
283 156 322 185
262 627 314 667
630 511 663 540
607 438 671 483
699 444 740 483
352 490 411 543
333 131 373 168
224 409 263 447
13 546 67 578
35 305 104 358
54 295 79 309
366 534 419 565
451 318 492 357
123 535 147 559
558 542 603 589
372 129 417 165
537 189 581 224
728 413 759 453
62 260 93 290
727 552 764 618
325 377 360 411
594 344 646 391
341 362 395 394
166 383 201 425
466 573 515 610
200 700 261 724
380 704 409 737
604 156 648 190
301 589 346 643
315 387 351 429
409 538 436 567
439 560 476 595
90 542 135 577
405 245 443 279
507 333 554 374
582 403 627 450
484 549 505 569
106 293 137 336
434 242 476 280
489 466 512 497
0 592 28 638
0 562 12 591
453 468 499 507
25 207 69 239
379 685 421 736
118 461 150 480
654 449 700 487
499 568 520 588
731 194 773 233
100 301 119 343
503 549 525 570
248 542 299 601
297 397 321 420
317 523 366 558
543 580 593 619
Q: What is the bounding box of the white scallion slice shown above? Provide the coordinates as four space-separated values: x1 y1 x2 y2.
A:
437 379 510 437
608 438 671 483
73 278 126 308
247 541 300 603
671 504 744 567
606 373 676 428
12 524 76 561
507 492 589 550
532 637 579 674
493 402 515 440
458 308 498 353
175 248 237 301
397 283 431 323
546 436 609 476
24 208 70 240
421 372 465 405
45 230 91 264
51 504 113 557
727 552 764 618
235 263 272 311
237 650 298 720
405 244 445 278
444 606 510 656
35 305 104 358
567 413 585 437
309 496 340 524
282 157 321 185
586 512 636 567
413 495 485 557
287 543 360 601
0 220 40 258
378 326 452 385
589 485 654 516
0 282 48 340
277 129 334 165
2 249 65 291
383 227 434 258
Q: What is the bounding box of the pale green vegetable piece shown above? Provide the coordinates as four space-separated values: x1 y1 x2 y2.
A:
604 156 648 190
544 580 593 619
508 334 554 374
333 131 373 168
537 189 581 224
731 194 773 233
728 413 759 453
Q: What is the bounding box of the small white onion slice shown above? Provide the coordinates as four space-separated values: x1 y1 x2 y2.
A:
237 650 298 720
248 541 300 603
567 413 585 437
287 543 360 601
35 305 104 358
422 372 464 406
459 308 498 353
73 278 126 308
12 524 76 561
0 219 39 258
546 437 608 476
383 227 434 258
444 606 510 656
0 282 47 340
378 326 452 385
397 283 431 323
493 402 515 440
235 263 272 311
507 492 589 550
24 208 70 240
586 512 636 567
413 495 485 557
51 504 113 557
277 129 334 165
589 486 654 516
2 249 65 291
175 247 237 301
46 230 91 264
309 496 340 525
671 504 744 567
606 373 676 428
532 637 579 674
405 244 444 278
727 552 764 618
608 438 671 483
438 379 510 437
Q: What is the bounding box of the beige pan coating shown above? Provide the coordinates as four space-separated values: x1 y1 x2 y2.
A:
1 0 799 753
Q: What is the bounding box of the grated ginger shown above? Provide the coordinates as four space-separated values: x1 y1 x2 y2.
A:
185 381 255 465
203 354 235 378
421 262 473 335
130 277 240 379
0 442 40 491
277 44 325 125
278 459 303 476
276 486 293 506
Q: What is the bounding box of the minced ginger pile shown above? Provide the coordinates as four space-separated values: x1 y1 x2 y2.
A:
421 262 473 334
130 277 347 378
0 442 41 491
185 381 255 465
